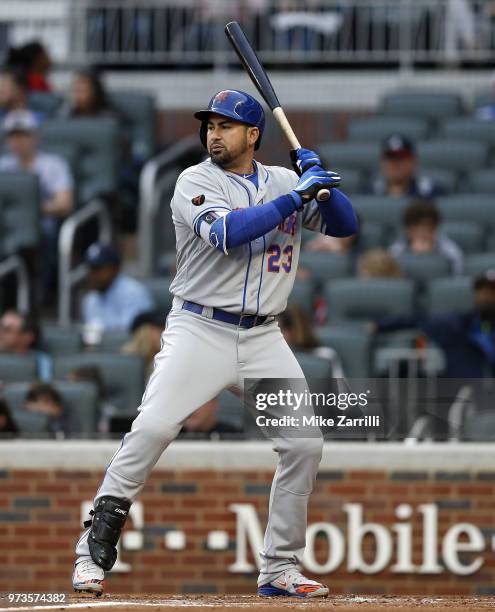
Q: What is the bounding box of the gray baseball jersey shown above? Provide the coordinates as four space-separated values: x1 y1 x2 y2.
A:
170 158 322 315
75 156 325 588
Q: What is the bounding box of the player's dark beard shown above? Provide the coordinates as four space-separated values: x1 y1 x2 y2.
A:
209 135 249 169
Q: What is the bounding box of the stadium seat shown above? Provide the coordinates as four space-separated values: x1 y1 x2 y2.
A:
0 353 39 383
27 92 63 117
394 253 451 282
348 116 429 142
358 221 386 250
422 168 457 193
217 389 244 433
4 381 99 436
464 253 495 277
463 411 495 442
318 142 380 173
437 195 495 227
99 330 131 352
469 169 495 194
11 410 51 435
287 279 315 316
427 277 474 315
417 140 488 171
317 325 371 378
441 221 484 255
141 277 174 316
109 91 156 161
325 278 415 322
350 195 407 227
294 351 332 379
440 118 495 147
41 325 81 355
298 252 353 284
473 89 495 112
40 118 119 204
53 353 145 414
338 168 364 193
0 172 40 257
380 91 463 121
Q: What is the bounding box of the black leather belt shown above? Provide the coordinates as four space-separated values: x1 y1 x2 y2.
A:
182 300 269 329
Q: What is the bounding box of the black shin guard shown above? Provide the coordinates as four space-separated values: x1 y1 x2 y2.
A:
85 496 131 571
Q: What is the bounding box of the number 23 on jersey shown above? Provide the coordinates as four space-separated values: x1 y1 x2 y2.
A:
267 244 293 273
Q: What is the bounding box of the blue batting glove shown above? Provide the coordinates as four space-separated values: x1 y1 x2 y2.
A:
290 147 322 176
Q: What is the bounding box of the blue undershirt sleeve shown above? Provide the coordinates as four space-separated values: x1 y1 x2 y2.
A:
205 192 302 253
318 188 358 237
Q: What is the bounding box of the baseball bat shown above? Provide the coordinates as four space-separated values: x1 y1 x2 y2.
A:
224 21 330 202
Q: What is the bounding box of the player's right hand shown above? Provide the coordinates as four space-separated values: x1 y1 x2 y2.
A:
290 147 322 176
291 167 341 204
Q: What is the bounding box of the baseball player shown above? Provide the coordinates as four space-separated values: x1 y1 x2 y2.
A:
72 90 357 599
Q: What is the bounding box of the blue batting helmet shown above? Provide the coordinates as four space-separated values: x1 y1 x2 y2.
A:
194 90 265 150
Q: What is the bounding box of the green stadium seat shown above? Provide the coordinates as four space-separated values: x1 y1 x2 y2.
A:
53 353 145 414
441 118 495 147
325 278 415 323
380 91 463 121
294 351 332 379
469 169 495 194
4 381 99 436
40 118 119 204
473 89 495 111
41 325 81 355
348 116 429 142
318 142 380 172
141 277 173 316
27 92 63 117
358 222 386 250
423 168 457 193
287 279 315 316
394 253 451 282
436 195 495 226
109 91 156 161
339 168 364 193
351 195 407 227
441 221 484 254
11 410 51 435
463 412 495 442
99 330 131 352
0 353 39 383
464 253 495 277
427 277 474 315
0 172 40 257
317 325 371 378
417 140 488 171
298 252 353 284
217 389 244 433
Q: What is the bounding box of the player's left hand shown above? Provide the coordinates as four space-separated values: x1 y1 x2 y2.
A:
290 148 322 176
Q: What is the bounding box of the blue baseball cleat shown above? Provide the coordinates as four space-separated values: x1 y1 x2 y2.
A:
258 569 329 598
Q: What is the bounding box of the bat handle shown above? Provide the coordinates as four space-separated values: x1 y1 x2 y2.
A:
272 107 331 203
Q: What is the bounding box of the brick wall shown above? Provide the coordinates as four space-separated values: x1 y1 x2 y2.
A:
1 442 495 596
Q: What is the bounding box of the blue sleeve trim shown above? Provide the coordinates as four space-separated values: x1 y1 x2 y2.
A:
319 189 358 237
192 205 231 236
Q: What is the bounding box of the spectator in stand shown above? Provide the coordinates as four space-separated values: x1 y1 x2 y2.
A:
358 248 402 278
0 310 51 380
476 70 495 121
180 397 242 438
371 134 447 199
389 199 464 275
0 398 19 438
122 311 166 381
375 270 495 378
24 382 71 438
0 110 74 295
0 67 30 120
6 41 52 92
58 69 117 119
82 243 155 332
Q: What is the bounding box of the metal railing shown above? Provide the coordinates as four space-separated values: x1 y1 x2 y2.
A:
0 254 30 312
3 0 492 69
138 135 201 277
58 198 112 326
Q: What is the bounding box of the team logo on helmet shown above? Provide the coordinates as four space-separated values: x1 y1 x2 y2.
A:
215 91 229 103
191 194 205 206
